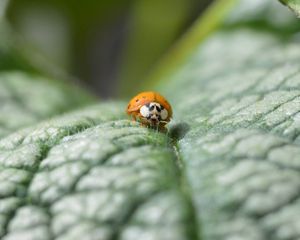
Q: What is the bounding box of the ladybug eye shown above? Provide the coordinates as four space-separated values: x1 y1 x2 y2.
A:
161 109 168 120
149 105 155 111
140 105 150 118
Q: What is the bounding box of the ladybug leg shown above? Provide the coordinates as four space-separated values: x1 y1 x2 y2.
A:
134 114 144 126
139 120 146 127
130 115 137 122
131 115 143 127
159 125 167 133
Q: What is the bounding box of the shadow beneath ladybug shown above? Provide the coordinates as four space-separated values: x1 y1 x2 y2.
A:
168 122 190 141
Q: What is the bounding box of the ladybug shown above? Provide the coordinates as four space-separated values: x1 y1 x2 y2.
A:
126 91 172 129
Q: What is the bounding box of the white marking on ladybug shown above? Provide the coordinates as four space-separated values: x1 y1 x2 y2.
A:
161 108 168 120
140 102 168 123
140 105 150 118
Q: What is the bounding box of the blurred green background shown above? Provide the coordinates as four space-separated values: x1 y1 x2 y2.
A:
4 0 212 98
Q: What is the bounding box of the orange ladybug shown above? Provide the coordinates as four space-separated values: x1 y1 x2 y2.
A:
126 91 173 129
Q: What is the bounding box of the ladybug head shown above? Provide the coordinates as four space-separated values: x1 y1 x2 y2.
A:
140 102 169 125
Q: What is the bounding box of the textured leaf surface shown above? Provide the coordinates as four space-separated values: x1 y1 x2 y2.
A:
156 1 300 240
1 0 300 240
0 103 196 240
0 72 92 138
280 0 300 17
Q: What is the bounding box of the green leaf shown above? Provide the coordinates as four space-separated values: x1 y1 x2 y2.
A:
155 0 300 239
280 0 300 17
0 71 196 240
163 31 300 238
0 71 93 138
1 0 300 239
0 104 196 240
